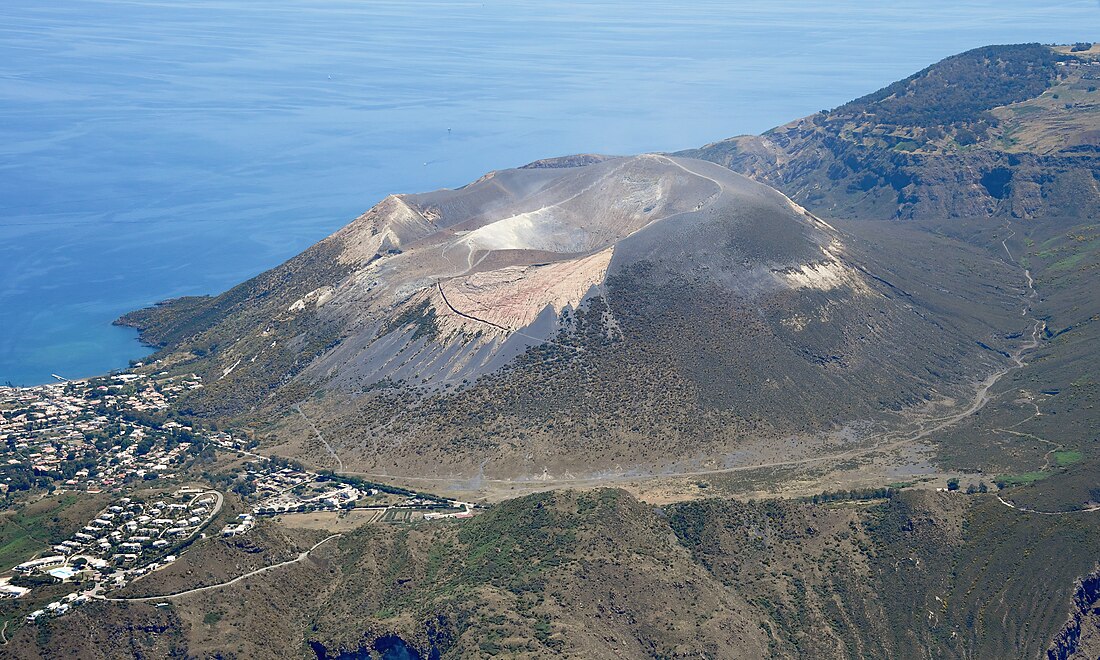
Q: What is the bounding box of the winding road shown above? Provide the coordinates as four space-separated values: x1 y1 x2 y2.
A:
99 534 342 603
986 225 1098 516
996 495 1100 516
339 313 1043 490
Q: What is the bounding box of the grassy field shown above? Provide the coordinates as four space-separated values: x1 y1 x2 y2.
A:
1053 450 1083 467
995 471 1050 487
0 493 109 571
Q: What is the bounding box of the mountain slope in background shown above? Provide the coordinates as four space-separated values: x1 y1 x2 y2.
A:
681 43 1100 220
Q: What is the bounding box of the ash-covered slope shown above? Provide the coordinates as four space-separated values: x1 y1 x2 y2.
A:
680 43 1100 220
127 154 869 400
307 154 865 392
125 153 1027 481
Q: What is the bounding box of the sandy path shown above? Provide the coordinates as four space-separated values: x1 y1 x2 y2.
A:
996 496 1100 516
296 403 343 472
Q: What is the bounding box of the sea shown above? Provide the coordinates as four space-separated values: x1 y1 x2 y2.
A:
1 0 1098 385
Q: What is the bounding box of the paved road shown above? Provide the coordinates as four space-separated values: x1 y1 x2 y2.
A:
99 534 342 603
120 490 224 588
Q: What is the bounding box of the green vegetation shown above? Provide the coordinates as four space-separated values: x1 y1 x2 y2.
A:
1051 251 1088 270
834 44 1063 128
1034 231 1100 279
451 490 585 593
669 489 1100 658
0 534 43 576
1053 450 1083 467
13 489 1100 659
116 238 352 420
317 471 452 506
686 44 1100 221
0 493 108 570
801 486 897 504
380 298 440 342
995 471 1050 487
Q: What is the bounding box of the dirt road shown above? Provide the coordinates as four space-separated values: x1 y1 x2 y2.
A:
99 534 342 603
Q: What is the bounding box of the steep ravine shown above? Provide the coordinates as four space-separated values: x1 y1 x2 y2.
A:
1049 566 1100 660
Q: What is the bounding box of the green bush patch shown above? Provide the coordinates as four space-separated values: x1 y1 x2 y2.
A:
996 471 1050 487
1051 252 1087 271
1053 450 1083 467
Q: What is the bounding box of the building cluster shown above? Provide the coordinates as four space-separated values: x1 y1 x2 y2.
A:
0 374 205 493
54 491 217 565
247 464 316 499
1 383 106 478
24 591 89 622
7 488 219 620
254 481 368 515
1057 58 1100 80
423 503 475 520
1 371 479 627
221 513 255 536
206 430 252 453
231 456 463 520
0 576 31 599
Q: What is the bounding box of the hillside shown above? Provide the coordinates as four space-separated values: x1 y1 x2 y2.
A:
120 155 1028 487
9 489 1100 659
680 44 1100 220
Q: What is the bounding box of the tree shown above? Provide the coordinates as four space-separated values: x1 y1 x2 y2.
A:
232 481 256 498
947 478 960 491
135 437 156 455
954 127 978 146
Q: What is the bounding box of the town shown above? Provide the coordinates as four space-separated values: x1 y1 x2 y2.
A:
0 372 205 494
9 487 220 622
0 373 477 630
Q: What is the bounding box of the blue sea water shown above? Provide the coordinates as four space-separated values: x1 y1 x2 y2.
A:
1 0 1098 385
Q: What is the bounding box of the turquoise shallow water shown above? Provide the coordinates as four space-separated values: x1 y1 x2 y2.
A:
1 0 1098 385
